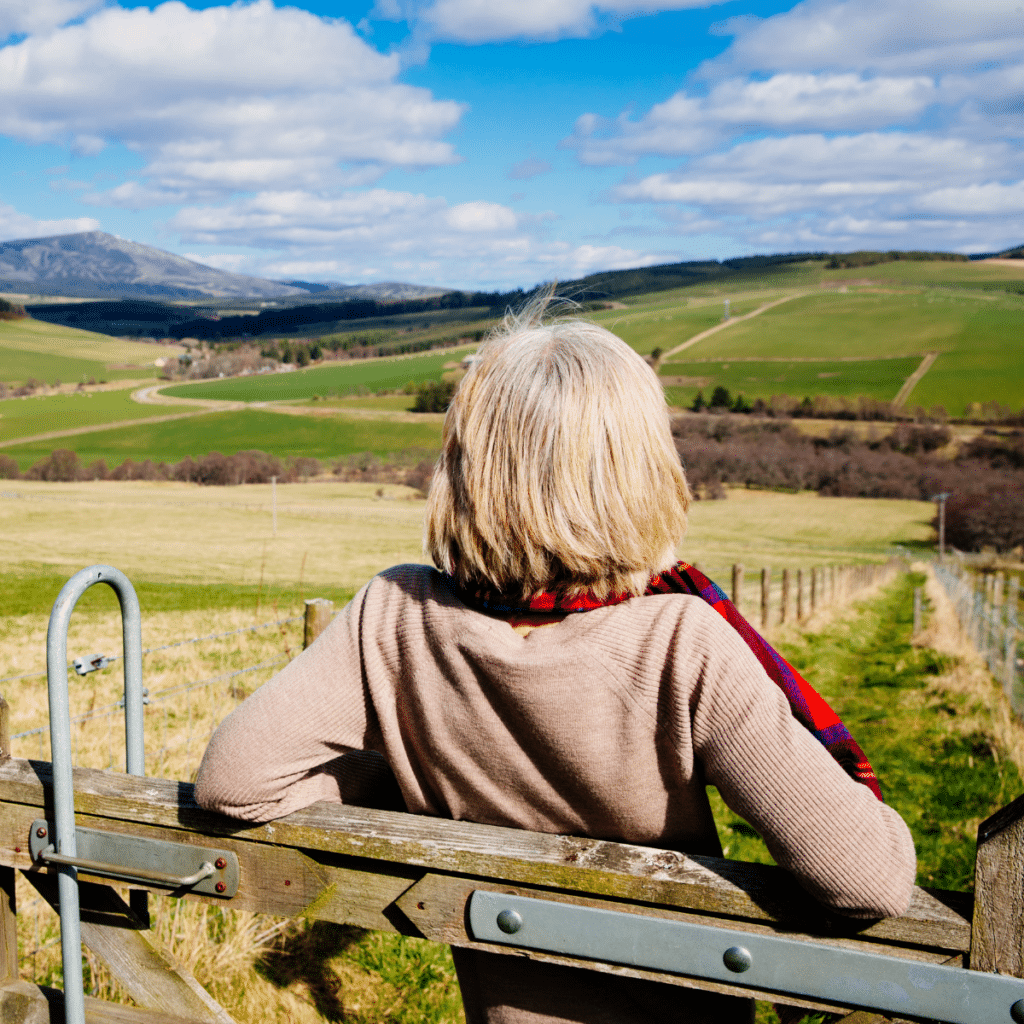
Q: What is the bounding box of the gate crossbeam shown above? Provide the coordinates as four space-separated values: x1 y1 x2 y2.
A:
0 757 983 1021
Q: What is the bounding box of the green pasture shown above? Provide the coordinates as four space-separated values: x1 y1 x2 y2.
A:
0 387 185 444
713 572 1019 894
0 318 171 384
670 290 1024 414
162 348 470 403
661 355 922 407
592 294 771 354
823 258 1024 291
2 408 443 471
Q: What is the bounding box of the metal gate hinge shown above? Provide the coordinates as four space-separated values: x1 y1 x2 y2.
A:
29 820 239 898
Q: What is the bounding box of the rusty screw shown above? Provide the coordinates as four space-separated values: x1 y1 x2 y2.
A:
35 826 46 838
13 847 20 854
215 882 226 894
284 880 291 886
215 858 226 869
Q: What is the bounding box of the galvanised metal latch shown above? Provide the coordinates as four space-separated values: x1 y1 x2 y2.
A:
469 890 1024 1024
28 819 239 898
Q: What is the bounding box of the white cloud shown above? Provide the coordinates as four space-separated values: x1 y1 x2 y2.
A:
0 1 463 206
380 0 726 44
915 182 1024 217
0 0 99 38
709 0 1024 77
566 73 938 164
164 188 664 288
0 201 99 242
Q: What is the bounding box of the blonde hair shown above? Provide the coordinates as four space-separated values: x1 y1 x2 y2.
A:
425 294 691 600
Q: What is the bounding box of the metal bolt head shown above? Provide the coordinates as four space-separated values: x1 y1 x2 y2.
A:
722 946 752 973
1011 999 1024 1023
215 858 226 870
215 882 226 894
496 909 523 935
35 827 46 838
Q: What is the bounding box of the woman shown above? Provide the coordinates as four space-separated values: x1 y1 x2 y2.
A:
195 298 916 1024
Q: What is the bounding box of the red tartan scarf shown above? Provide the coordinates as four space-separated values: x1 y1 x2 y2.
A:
451 560 883 802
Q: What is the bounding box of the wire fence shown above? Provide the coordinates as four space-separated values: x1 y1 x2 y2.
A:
0 615 302 687
6 613 302 780
934 559 1022 715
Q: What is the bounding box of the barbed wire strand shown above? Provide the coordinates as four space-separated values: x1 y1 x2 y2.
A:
0 615 301 686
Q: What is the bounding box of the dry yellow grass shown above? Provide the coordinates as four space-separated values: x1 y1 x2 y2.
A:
1 481 933 594
914 562 1024 779
0 479 935 1024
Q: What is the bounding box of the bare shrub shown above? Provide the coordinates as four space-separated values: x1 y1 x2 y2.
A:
943 488 1024 552
24 449 82 481
0 455 19 480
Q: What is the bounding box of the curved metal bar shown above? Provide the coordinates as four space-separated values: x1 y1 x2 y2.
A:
39 850 215 889
47 565 145 1024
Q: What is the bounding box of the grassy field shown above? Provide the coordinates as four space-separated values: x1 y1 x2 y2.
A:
823 258 1024 290
0 318 179 384
163 347 473 403
1 408 445 471
0 386 192 444
662 354 922 407
668 289 1024 413
0 483 1005 1024
588 293 772 354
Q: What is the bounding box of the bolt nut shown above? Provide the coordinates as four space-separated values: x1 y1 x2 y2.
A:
215 858 226 869
215 882 226 894
496 909 523 935
1012 999 1024 1024
722 946 752 973
35 827 46 838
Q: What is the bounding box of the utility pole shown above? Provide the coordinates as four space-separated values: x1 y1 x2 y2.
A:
930 492 949 561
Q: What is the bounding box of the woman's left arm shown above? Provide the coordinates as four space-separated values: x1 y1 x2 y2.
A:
194 585 379 821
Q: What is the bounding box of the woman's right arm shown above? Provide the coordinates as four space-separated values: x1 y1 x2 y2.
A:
686 608 916 919
194 585 379 822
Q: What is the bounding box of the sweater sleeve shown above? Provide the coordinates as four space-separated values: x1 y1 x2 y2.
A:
685 607 916 919
194 584 380 821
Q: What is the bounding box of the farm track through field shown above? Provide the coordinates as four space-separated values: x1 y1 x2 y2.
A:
893 352 939 407
0 408 210 449
658 292 808 362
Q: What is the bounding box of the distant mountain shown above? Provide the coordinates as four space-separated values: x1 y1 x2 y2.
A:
274 281 446 303
0 231 311 301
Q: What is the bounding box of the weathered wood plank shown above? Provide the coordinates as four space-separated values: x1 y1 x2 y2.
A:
971 791 1024 973
24 875 234 1024
0 760 971 954
0 980 50 1024
0 866 19 986
37 985 231 1024
0 803 418 933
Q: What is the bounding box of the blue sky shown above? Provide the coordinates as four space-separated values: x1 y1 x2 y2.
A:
0 0 1022 289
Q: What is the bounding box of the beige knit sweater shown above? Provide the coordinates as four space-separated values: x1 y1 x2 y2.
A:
195 564 916 1023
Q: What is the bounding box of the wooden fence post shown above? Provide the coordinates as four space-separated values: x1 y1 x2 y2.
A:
796 569 804 621
304 598 334 649
971 792 1024 976
732 563 744 613
810 567 818 616
760 568 769 631
781 569 790 624
913 587 922 637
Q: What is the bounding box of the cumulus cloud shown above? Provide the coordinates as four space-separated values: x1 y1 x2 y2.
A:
0 0 99 38
0 201 99 242
565 72 937 164
709 0 1024 77
608 131 1024 252
0 1 463 206
378 0 726 44
165 188 661 287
